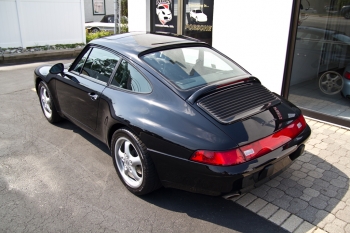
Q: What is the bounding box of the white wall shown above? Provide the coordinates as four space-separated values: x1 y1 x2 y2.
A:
212 1 294 94
128 0 150 32
0 0 22 48
0 0 85 48
84 0 114 22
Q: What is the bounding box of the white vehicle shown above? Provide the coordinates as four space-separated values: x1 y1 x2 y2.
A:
85 15 128 33
156 4 172 24
190 9 208 23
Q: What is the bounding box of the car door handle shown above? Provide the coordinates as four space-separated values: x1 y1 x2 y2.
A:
88 92 99 101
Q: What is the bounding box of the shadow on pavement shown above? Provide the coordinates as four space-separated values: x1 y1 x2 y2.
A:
142 188 288 233
53 120 349 232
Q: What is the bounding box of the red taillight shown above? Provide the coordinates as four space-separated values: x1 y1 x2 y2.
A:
190 149 246 166
344 71 350 80
190 115 307 166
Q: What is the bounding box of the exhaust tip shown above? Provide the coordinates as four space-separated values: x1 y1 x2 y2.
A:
223 192 241 200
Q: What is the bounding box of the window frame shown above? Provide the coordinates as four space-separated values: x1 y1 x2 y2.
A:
69 45 122 86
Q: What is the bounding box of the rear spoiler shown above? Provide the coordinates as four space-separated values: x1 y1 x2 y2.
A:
187 75 260 104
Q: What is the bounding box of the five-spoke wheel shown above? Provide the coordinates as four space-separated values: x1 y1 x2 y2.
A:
38 81 62 123
40 84 52 119
115 137 143 188
111 129 160 195
319 71 344 95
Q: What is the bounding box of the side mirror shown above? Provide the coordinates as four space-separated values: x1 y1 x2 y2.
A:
49 63 64 75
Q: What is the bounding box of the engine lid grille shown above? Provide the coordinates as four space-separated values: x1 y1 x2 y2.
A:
197 83 279 124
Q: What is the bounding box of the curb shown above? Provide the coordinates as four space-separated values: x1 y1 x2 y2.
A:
0 48 83 64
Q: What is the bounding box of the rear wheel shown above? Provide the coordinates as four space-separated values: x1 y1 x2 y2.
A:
319 71 344 95
38 81 62 123
111 128 161 195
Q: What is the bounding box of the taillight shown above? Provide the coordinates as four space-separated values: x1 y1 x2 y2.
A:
190 115 307 166
344 71 350 80
190 149 246 166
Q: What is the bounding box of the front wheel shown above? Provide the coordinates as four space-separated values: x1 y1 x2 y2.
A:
111 128 161 195
38 81 62 123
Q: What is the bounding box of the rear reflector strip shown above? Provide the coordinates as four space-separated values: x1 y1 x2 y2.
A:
190 114 307 166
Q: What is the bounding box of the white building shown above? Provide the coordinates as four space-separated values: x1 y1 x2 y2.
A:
128 0 350 127
0 0 86 48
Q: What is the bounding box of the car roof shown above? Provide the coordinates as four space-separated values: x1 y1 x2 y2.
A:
89 32 207 58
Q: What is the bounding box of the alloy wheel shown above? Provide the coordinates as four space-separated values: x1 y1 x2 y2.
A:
319 71 344 95
40 86 52 119
114 137 143 188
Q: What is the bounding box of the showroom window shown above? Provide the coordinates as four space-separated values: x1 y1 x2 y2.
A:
288 0 350 126
151 0 214 45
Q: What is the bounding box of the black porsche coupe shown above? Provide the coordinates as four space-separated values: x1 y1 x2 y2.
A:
34 32 311 197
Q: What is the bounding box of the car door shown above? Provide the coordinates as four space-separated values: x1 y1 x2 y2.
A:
56 46 120 130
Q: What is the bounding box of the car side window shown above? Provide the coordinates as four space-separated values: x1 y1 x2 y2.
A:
111 60 152 93
71 48 92 74
80 48 120 83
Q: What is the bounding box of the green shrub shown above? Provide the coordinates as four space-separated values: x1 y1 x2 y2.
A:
120 24 129 34
86 30 113 43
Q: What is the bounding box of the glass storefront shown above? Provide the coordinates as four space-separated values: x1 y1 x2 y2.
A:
183 0 214 45
151 0 178 34
150 0 350 126
150 0 214 45
289 0 350 124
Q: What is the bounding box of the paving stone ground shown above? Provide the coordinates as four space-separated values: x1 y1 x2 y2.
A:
231 118 350 233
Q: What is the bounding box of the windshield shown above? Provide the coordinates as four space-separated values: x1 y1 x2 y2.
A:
195 10 202 13
142 47 246 90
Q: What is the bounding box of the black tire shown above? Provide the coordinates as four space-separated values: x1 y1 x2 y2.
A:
341 91 345 98
91 27 100 33
111 128 161 195
38 81 62 123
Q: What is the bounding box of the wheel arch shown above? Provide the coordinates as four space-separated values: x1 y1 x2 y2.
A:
91 27 100 32
35 77 43 95
107 123 135 149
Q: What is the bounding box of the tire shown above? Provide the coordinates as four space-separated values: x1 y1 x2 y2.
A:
341 91 345 98
318 71 344 95
91 28 100 33
111 128 161 195
38 81 62 123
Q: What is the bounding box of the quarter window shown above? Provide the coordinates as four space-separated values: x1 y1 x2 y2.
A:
111 60 152 93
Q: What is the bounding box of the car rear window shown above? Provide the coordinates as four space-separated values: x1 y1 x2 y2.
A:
142 46 246 90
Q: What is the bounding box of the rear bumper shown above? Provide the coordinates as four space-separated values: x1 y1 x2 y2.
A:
149 124 311 196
